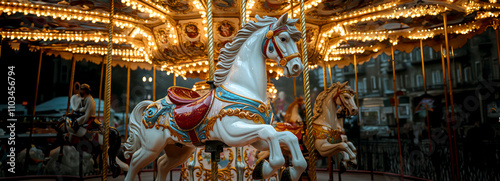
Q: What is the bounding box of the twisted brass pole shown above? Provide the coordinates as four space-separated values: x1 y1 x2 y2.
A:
322 62 327 91
102 0 114 179
126 61 130 140
206 0 218 180
240 0 246 28
98 58 104 120
440 45 455 181
354 54 359 109
443 14 460 181
207 0 215 81
391 45 404 180
327 63 332 86
299 0 316 179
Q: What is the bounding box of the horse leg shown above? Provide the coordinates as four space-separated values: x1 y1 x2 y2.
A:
125 147 161 181
108 128 122 178
212 120 285 180
345 142 357 166
156 144 194 181
275 131 307 181
251 131 307 181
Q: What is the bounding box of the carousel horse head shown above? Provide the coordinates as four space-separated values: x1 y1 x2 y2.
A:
284 97 305 126
259 13 303 78
333 82 358 117
214 13 303 86
313 81 358 122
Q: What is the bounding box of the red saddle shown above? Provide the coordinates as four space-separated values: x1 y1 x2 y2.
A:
168 86 202 105
168 87 213 131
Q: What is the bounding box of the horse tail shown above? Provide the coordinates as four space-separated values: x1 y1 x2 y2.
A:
124 101 152 159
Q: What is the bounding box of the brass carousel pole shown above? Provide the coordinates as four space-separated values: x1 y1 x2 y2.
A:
323 62 328 91
65 55 76 115
26 49 43 171
441 45 455 181
173 74 176 86
328 63 333 86
125 61 130 139
354 54 359 109
153 64 156 100
420 39 432 152
443 14 459 180
391 45 404 180
206 0 219 179
98 57 105 120
325 60 332 181
299 0 316 179
102 0 114 179
32 50 43 118
207 0 215 82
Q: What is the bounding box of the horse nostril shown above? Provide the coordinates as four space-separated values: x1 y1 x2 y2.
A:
292 64 300 72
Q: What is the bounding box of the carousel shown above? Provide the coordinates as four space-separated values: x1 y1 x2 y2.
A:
0 0 499 180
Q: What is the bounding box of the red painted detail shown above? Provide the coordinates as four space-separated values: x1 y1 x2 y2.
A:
168 87 201 105
187 130 200 144
173 90 213 131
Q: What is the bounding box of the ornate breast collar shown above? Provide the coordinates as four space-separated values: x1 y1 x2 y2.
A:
215 86 274 124
312 123 345 144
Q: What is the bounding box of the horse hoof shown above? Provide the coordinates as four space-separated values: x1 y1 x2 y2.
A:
252 159 266 179
348 161 358 169
339 162 346 173
280 167 293 181
111 163 121 178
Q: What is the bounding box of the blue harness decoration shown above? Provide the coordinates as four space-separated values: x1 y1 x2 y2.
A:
215 86 274 125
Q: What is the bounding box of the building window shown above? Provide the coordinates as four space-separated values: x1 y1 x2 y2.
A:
429 47 434 59
432 70 442 85
405 75 410 88
416 74 423 87
384 78 392 91
362 78 367 93
475 61 481 79
464 67 471 82
371 76 377 89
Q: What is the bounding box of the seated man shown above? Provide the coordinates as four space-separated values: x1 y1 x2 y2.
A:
70 82 81 113
72 84 96 131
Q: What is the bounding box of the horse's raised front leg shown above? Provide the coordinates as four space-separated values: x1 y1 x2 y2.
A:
211 119 285 180
253 131 307 181
156 144 194 181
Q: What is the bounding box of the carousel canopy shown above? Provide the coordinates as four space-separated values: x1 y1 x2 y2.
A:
0 0 499 76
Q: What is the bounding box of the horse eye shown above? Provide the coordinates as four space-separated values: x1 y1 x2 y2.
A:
281 37 286 42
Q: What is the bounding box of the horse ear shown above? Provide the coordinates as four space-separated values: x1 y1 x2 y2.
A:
341 81 348 87
274 13 288 29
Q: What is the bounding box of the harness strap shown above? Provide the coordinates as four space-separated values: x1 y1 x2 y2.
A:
262 24 300 67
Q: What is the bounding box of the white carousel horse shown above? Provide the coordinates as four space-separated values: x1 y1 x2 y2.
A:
311 82 358 167
56 116 127 177
124 13 306 181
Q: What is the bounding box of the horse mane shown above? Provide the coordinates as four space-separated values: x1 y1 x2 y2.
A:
312 82 354 120
284 97 303 123
214 14 301 86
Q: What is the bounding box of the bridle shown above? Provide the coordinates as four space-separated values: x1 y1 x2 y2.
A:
332 88 354 118
261 24 300 67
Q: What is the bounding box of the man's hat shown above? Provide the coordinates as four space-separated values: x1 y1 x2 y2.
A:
81 84 91 92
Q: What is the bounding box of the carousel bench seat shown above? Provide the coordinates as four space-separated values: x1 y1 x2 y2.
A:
169 87 213 130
